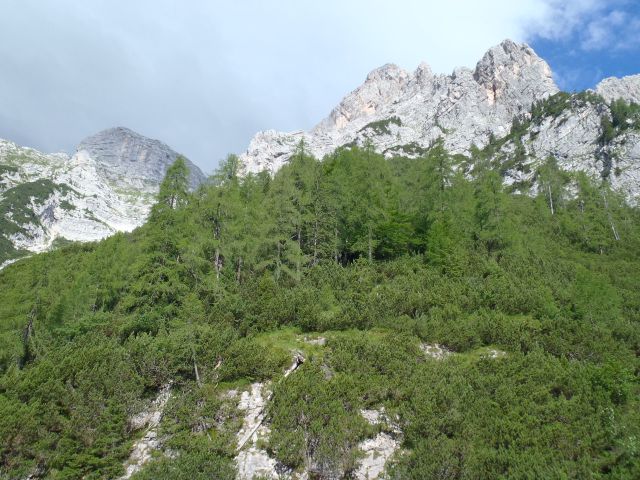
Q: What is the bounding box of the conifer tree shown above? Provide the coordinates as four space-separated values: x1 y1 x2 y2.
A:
157 156 190 210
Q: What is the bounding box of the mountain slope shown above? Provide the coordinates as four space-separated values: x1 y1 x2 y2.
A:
78 127 205 190
0 128 205 267
596 74 640 103
1 143 639 479
489 91 640 201
238 40 640 205
239 40 559 174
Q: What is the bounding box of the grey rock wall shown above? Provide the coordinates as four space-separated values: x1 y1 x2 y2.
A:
78 127 205 190
239 40 559 174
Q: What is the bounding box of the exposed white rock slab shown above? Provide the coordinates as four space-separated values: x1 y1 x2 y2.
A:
0 258 20 271
236 383 272 453
485 349 507 359
302 336 326 346
354 409 402 480
234 382 289 480
235 356 305 480
420 343 453 360
119 384 172 480
236 445 281 480
354 434 401 480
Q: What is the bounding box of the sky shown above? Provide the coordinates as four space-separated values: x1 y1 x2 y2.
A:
0 1 638 173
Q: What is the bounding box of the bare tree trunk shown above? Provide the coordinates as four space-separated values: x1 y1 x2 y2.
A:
368 225 373 262
297 225 302 281
610 220 621 241
313 218 318 266
214 248 221 279
23 316 34 347
548 184 555 215
192 346 202 388
276 241 281 281
602 192 621 241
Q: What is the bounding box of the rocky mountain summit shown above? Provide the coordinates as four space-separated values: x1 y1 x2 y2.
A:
238 40 640 203
240 40 559 174
78 127 205 190
0 128 205 267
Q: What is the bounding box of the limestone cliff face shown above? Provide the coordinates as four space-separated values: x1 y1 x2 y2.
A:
596 74 640 104
0 129 205 267
239 40 559 175
238 41 640 205
77 127 205 190
498 96 640 203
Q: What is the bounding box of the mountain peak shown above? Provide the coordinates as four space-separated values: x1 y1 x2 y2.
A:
77 127 205 189
365 63 408 82
474 40 556 105
477 39 540 66
241 41 560 175
314 63 410 133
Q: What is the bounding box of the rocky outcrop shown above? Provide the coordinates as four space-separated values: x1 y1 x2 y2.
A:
495 95 640 203
238 40 640 205
120 384 172 480
234 356 305 480
596 74 640 104
234 383 280 480
354 409 403 480
78 127 205 190
420 343 453 360
0 129 206 267
239 40 559 175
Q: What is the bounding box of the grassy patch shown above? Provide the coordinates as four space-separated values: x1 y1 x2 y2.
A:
59 199 75 211
360 116 402 136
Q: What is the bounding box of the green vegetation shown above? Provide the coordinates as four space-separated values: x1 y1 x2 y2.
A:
0 180 63 227
384 141 429 157
0 164 19 185
50 237 77 250
0 142 639 479
59 200 75 211
0 180 72 263
601 99 640 145
481 91 607 161
0 237 25 265
360 116 402 135
478 93 640 185
531 91 606 126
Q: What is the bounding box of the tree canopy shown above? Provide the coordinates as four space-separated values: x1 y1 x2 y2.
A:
1 146 639 479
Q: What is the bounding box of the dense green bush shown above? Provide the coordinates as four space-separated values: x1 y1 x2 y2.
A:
0 143 639 478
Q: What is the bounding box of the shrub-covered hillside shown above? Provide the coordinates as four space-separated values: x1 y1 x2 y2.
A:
1 144 639 479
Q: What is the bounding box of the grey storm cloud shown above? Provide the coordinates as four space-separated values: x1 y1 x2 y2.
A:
0 0 606 173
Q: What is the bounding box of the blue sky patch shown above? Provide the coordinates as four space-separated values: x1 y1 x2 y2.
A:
530 2 640 91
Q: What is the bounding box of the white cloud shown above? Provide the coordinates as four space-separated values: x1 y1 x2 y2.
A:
522 1 640 51
522 0 609 40
582 9 640 50
582 10 624 50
